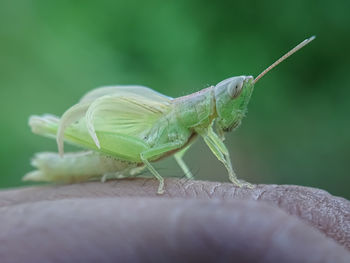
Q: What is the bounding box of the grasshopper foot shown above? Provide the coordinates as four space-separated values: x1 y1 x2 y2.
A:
156 177 165 195
157 185 165 195
229 177 254 189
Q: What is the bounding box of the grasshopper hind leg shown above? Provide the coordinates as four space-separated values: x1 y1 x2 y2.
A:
24 151 139 184
100 165 146 183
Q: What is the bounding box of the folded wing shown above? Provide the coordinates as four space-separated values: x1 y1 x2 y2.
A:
80 85 172 103
54 85 173 155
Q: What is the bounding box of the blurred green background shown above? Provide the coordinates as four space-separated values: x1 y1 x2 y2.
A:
0 0 349 198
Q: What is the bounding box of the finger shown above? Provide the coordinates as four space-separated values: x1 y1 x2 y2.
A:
0 197 349 263
1 178 349 250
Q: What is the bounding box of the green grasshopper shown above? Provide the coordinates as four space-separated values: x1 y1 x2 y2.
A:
25 36 315 194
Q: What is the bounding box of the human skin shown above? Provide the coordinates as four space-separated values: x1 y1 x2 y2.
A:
0 178 349 263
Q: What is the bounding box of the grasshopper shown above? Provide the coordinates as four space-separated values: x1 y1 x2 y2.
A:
25 36 315 194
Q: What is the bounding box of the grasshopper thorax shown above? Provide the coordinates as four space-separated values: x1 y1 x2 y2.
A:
214 76 254 132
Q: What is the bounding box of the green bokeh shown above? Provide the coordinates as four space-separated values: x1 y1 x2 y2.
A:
1 0 349 198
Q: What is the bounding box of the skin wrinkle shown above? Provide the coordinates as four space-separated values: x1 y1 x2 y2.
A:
178 177 197 197
183 181 195 192
200 183 212 199
209 183 221 196
173 178 186 196
256 188 267 201
252 185 349 249
265 185 349 238
311 194 330 230
0 178 349 251
222 182 237 200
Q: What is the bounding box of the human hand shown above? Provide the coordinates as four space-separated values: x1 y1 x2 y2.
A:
0 178 349 263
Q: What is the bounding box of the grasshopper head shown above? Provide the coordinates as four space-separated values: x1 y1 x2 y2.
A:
213 36 316 133
214 76 254 132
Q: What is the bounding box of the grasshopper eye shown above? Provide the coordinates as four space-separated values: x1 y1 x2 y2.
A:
228 80 244 99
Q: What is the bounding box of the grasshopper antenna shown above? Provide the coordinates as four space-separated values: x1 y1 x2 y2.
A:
254 36 315 84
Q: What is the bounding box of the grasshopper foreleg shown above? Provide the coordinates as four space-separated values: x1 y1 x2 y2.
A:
198 126 253 189
174 144 194 179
